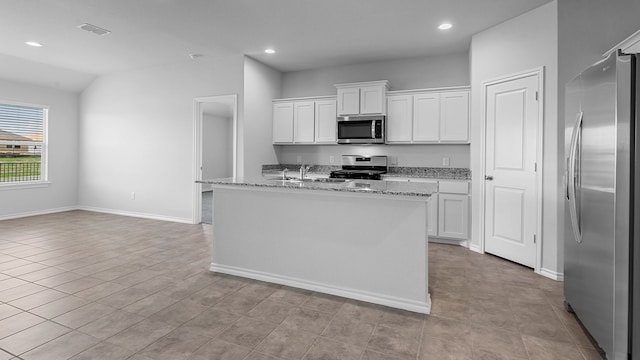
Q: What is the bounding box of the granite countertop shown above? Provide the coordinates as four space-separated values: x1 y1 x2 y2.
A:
262 164 471 180
198 177 437 198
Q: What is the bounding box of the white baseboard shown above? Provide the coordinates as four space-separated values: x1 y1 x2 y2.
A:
0 206 79 221
538 267 564 281
429 238 469 248
210 263 431 314
469 243 483 254
78 206 193 224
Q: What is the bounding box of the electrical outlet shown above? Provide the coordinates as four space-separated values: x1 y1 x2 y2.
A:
130 192 135 200
390 156 398 165
442 157 450 166
329 156 335 164
296 156 302 163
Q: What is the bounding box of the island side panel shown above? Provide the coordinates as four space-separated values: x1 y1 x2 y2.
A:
210 185 430 314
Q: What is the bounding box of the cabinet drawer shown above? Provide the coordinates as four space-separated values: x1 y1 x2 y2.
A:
438 181 468 194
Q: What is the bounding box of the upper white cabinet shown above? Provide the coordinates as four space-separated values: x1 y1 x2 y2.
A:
439 91 469 142
335 81 390 116
293 101 315 143
386 88 469 144
336 87 360 115
273 102 294 143
314 100 337 143
273 97 336 145
386 95 413 142
413 93 440 142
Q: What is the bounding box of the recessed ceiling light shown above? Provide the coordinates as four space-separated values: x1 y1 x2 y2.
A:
264 48 276 54
189 53 204 60
25 41 43 47
438 23 453 30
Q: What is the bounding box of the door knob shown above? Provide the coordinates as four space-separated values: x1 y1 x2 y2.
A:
485 175 494 181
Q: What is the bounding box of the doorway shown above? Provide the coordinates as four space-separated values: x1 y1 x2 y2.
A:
481 68 543 270
193 95 238 224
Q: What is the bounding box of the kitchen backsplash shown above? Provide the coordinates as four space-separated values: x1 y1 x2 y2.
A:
262 164 471 180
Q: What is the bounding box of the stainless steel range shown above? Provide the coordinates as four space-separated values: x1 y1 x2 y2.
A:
329 155 387 180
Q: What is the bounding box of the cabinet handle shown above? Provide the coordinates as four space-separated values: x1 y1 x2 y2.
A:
484 175 494 181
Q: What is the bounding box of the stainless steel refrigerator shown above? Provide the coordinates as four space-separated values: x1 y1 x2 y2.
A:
565 50 639 360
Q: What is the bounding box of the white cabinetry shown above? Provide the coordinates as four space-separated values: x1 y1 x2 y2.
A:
437 181 470 240
386 95 413 142
273 102 294 143
293 101 315 143
314 100 337 143
386 88 470 144
335 81 390 116
336 87 360 115
273 98 337 145
384 178 470 241
413 93 440 142
440 91 469 142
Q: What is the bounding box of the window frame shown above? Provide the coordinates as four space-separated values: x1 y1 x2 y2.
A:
0 99 49 190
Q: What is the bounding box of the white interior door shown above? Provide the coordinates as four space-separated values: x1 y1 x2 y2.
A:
484 74 539 268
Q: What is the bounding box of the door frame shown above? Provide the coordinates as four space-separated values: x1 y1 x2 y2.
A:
479 67 544 273
192 94 238 224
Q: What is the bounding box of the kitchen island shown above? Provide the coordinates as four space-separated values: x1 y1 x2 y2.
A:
198 177 436 314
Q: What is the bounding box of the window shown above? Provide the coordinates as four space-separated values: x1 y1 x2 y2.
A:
0 101 48 184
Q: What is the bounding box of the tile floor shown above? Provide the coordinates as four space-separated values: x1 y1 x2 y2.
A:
0 210 601 360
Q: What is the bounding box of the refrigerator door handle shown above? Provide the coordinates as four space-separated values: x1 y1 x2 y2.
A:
568 111 583 243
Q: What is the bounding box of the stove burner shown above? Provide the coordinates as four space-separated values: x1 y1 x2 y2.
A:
329 169 385 180
330 155 388 180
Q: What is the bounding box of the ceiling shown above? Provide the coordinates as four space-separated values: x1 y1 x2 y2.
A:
0 0 552 92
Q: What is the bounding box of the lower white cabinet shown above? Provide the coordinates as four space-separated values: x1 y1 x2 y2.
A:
384 177 470 241
437 193 470 240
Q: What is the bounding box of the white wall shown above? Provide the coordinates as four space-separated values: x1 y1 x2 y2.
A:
281 53 470 97
242 57 282 177
277 54 471 168
277 144 469 168
469 2 559 275
0 79 79 218
79 55 244 223
202 112 232 190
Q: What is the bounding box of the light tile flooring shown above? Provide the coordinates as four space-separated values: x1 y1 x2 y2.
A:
0 210 601 360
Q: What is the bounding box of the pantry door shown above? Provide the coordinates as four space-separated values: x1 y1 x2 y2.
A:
484 71 541 268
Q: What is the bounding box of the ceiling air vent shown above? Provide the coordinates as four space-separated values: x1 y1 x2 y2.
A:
78 23 111 36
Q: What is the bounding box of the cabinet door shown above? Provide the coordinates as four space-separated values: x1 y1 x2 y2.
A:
273 102 294 143
413 93 440 142
428 193 438 237
315 100 337 143
337 87 360 116
293 101 315 143
386 95 413 143
440 91 469 142
360 85 385 114
437 194 470 240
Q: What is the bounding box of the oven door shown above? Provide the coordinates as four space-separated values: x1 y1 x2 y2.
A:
337 118 385 144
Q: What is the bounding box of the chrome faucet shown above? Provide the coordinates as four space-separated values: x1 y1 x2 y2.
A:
299 164 310 180
282 168 288 180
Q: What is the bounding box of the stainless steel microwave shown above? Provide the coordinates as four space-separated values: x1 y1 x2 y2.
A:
336 115 385 144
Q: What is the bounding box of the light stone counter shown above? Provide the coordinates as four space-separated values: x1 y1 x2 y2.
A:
199 177 437 198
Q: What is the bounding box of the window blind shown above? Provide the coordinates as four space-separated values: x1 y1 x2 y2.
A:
0 102 47 183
